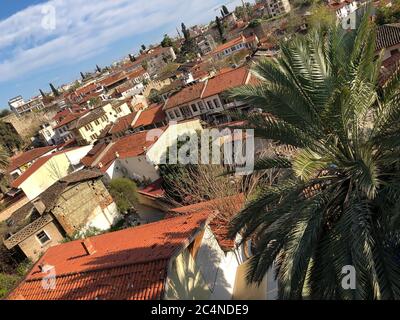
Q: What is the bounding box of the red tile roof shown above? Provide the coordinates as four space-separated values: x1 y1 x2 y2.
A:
168 194 245 251
139 178 165 198
213 34 257 55
95 131 157 172
202 67 250 98
8 212 209 300
133 104 166 128
126 67 147 80
99 72 127 88
53 111 88 129
80 143 107 167
164 82 206 110
8 146 57 172
109 112 137 135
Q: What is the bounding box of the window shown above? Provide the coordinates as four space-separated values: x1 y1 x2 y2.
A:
168 111 175 119
174 109 181 118
115 107 122 113
198 101 205 111
180 106 192 118
36 230 50 245
207 101 214 109
101 115 108 122
191 104 198 112
94 119 100 126
84 124 93 131
213 99 221 108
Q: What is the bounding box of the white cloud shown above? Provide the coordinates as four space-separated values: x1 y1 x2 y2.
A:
0 0 243 83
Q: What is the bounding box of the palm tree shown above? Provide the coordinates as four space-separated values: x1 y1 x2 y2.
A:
228 14 400 299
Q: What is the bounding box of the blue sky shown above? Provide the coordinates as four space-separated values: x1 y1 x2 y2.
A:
0 0 246 109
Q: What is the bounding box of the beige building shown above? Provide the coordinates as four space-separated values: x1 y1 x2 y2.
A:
3 170 119 262
10 146 93 201
71 101 131 145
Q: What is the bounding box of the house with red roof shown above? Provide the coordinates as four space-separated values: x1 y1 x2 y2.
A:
7 146 57 181
8 195 254 300
81 119 203 183
212 34 258 60
163 66 255 124
11 146 93 201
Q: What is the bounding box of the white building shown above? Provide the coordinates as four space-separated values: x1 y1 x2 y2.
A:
263 0 291 18
8 95 46 117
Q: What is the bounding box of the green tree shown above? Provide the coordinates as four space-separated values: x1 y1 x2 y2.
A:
148 88 162 104
108 178 138 213
0 122 22 152
49 83 60 97
215 16 226 43
161 34 173 47
222 5 230 16
228 13 400 299
376 0 400 25
307 4 336 30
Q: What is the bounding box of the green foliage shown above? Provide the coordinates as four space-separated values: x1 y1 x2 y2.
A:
228 10 400 299
0 110 10 118
178 22 200 61
216 16 226 42
376 0 400 25
248 19 262 28
0 122 22 153
62 226 103 243
161 34 173 48
108 178 138 213
307 4 336 30
0 259 31 299
148 88 162 104
0 273 19 299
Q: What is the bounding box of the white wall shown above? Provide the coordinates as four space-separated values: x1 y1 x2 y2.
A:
146 119 203 165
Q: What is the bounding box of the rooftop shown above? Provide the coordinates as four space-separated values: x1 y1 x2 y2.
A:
8 146 57 173
164 82 206 110
8 211 209 300
133 104 166 128
376 23 400 51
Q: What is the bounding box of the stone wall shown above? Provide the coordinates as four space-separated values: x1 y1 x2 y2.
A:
2 108 58 140
51 179 116 235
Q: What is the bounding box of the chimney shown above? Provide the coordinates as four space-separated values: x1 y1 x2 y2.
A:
39 263 54 273
82 238 96 255
115 151 120 158
33 199 46 215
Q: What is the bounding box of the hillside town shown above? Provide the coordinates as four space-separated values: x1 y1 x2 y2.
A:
0 0 400 301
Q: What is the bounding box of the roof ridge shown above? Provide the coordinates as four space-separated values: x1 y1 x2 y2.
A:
27 257 171 282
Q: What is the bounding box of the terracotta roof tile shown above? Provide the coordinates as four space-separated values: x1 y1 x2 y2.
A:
133 104 166 128
202 67 250 98
8 146 57 172
376 24 400 51
139 179 165 198
8 212 209 300
109 112 137 135
164 82 206 110
168 194 245 251
95 131 157 171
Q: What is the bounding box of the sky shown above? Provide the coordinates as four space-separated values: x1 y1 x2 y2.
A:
0 0 247 109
